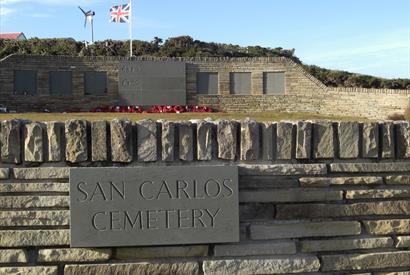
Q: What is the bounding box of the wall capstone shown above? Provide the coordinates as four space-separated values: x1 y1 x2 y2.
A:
46 121 64 162
65 120 88 163
110 119 133 163
197 120 216 161
136 119 158 162
24 122 44 162
240 119 259 161
0 119 21 163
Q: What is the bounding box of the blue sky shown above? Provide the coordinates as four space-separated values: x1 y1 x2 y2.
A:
0 0 409 79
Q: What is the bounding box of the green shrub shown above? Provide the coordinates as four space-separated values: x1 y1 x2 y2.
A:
1 36 408 89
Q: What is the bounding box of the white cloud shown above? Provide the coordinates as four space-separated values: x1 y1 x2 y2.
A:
1 0 97 5
0 0 100 21
298 28 410 78
0 0 100 19
30 12 52 18
0 6 14 16
303 40 409 62
303 29 409 61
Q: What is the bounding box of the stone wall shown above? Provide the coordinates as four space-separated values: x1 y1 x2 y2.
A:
0 55 120 111
2 54 409 119
195 86 410 119
0 118 410 274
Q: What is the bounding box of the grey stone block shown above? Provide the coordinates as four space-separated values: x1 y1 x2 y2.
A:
179 122 194 161
217 120 237 160
386 175 410 184
363 219 410 235
38 248 111 262
346 189 410 199
240 189 342 202
110 119 133 162
338 121 359 158
239 203 275 220
276 201 410 219
0 230 69 247
0 119 21 163
296 121 311 159
161 121 175 161
91 121 107 162
0 266 57 275
203 256 320 275
396 121 410 158
65 120 88 163
362 122 379 158
137 119 157 162
321 251 410 271
239 176 298 189
396 236 410 248
13 167 69 179
276 121 293 160
0 182 68 193
116 245 208 259
300 237 393 252
238 164 327 176
0 168 9 179
313 121 334 159
376 271 410 275
0 195 68 209
214 241 296 257
0 210 69 226
251 221 361 240
46 121 63 162
197 120 215 160
91 120 108 161
261 122 275 161
0 249 27 263
299 176 383 186
24 122 44 162
331 162 410 173
381 122 395 158
65 262 199 275
240 119 259 161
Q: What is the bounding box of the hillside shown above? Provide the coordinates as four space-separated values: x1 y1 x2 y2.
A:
1 36 409 89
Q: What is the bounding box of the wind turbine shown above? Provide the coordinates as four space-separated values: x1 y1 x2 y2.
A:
78 6 95 43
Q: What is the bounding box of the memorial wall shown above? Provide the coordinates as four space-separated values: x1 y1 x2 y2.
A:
1 54 409 119
0 118 410 274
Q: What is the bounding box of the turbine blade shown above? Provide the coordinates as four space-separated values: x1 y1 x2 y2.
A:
78 6 86 15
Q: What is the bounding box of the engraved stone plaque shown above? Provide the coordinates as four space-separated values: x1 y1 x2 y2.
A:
70 166 239 247
118 61 186 105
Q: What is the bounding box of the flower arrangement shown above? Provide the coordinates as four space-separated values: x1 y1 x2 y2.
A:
90 105 215 113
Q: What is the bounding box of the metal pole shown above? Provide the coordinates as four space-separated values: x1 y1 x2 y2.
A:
129 0 133 57
91 18 94 43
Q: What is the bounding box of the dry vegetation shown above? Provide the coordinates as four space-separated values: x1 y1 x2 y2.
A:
386 103 410 121
0 112 365 122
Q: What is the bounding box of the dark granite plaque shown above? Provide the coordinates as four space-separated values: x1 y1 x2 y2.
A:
70 166 239 247
118 61 186 106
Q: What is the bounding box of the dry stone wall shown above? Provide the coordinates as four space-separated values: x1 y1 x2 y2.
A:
195 88 410 119
0 118 410 274
0 55 119 112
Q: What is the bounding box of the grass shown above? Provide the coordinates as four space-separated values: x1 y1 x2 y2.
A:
0 112 366 122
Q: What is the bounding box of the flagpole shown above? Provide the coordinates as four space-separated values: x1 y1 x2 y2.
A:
129 0 133 57
91 18 94 43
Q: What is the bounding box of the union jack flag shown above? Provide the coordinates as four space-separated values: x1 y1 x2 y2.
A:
110 4 131 23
